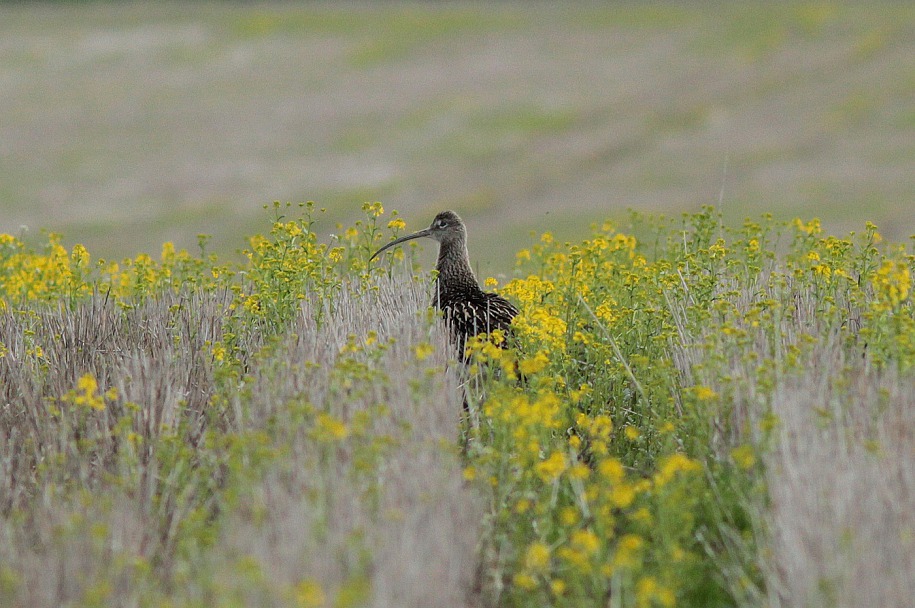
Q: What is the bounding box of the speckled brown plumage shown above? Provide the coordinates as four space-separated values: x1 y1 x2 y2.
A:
371 210 518 355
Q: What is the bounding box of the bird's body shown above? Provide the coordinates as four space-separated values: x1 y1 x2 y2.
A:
371 210 518 355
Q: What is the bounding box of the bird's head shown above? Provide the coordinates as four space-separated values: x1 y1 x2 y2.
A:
370 210 466 261
425 210 466 244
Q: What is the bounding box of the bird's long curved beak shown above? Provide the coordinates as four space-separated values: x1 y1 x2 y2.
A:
370 228 433 261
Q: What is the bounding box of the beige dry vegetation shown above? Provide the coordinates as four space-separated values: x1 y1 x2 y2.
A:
0 274 481 607
765 368 915 608
670 265 915 608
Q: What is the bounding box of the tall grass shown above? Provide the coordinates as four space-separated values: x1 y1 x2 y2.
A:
764 365 914 607
0 228 481 606
665 238 915 607
0 205 912 606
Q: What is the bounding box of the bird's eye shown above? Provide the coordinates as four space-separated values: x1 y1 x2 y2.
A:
437 219 447 229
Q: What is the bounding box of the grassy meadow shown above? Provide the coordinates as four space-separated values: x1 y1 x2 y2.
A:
2 2 914 606
1 203 913 607
1 2 914 272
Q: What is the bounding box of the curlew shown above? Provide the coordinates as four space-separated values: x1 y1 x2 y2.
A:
370 210 518 356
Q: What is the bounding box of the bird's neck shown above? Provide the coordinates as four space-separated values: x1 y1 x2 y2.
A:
436 238 478 291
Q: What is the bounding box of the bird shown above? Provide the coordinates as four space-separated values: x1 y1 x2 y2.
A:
370 210 519 357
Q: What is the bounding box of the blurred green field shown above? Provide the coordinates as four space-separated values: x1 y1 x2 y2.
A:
1 2 913 274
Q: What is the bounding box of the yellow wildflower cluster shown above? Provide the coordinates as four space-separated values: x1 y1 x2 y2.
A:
293 579 326 608
0 233 87 303
61 374 118 412
362 201 385 217
636 576 676 608
534 451 567 483
872 258 910 310
473 210 879 603
312 413 349 442
793 217 823 236
653 453 702 487
0 231 234 310
510 308 567 354
414 342 435 361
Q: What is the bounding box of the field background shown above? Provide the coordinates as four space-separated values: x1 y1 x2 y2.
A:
2 4 915 606
1 1 913 273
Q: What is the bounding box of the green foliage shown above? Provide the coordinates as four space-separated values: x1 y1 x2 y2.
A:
466 206 913 605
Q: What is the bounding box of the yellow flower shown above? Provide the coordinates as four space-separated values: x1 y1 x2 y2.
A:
619 534 643 552
294 579 326 608
793 217 822 236
314 413 348 441
362 201 384 217
243 294 261 314
557 546 591 572
160 241 176 262
387 218 406 230
624 426 641 441
568 463 590 480
813 263 832 277
635 576 675 608
524 542 551 571
610 483 637 508
484 276 498 288
654 453 702 487
67 374 107 411
571 529 599 555
328 247 345 263
657 589 676 608
559 506 579 526
519 351 549 375
692 385 718 401
590 414 613 438
872 259 910 308
572 330 591 345
595 300 617 324
211 344 227 362
708 240 727 259
71 244 90 267
613 534 644 569
414 342 434 361
730 444 756 470
631 507 652 525
597 458 625 484
636 576 658 601
570 383 590 403
513 572 537 590
535 451 567 482
77 374 98 394
283 221 302 237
